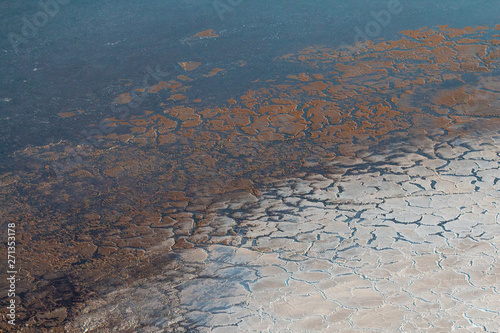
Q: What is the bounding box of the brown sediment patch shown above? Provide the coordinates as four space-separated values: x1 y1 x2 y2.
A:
177 75 193 81
434 87 470 107
191 29 219 39
179 61 201 71
114 92 133 104
287 73 311 81
148 81 168 93
204 68 225 77
167 94 186 101
165 80 184 91
58 112 78 118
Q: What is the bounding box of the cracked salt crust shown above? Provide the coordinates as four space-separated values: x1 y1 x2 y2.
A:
66 133 500 333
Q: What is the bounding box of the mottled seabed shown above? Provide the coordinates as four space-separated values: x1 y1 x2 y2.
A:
1 25 500 332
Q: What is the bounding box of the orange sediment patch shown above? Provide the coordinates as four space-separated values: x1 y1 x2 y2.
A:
336 63 374 78
287 73 311 81
179 61 201 71
219 113 251 127
148 81 168 93
177 75 193 81
270 114 307 136
168 94 187 101
58 110 83 118
58 112 76 118
204 68 225 77
302 81 329 94
191 29 219 39
165 81 184 91
158 133 177 144
114 93 133 104
442 26 488 38
399 27 434 39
